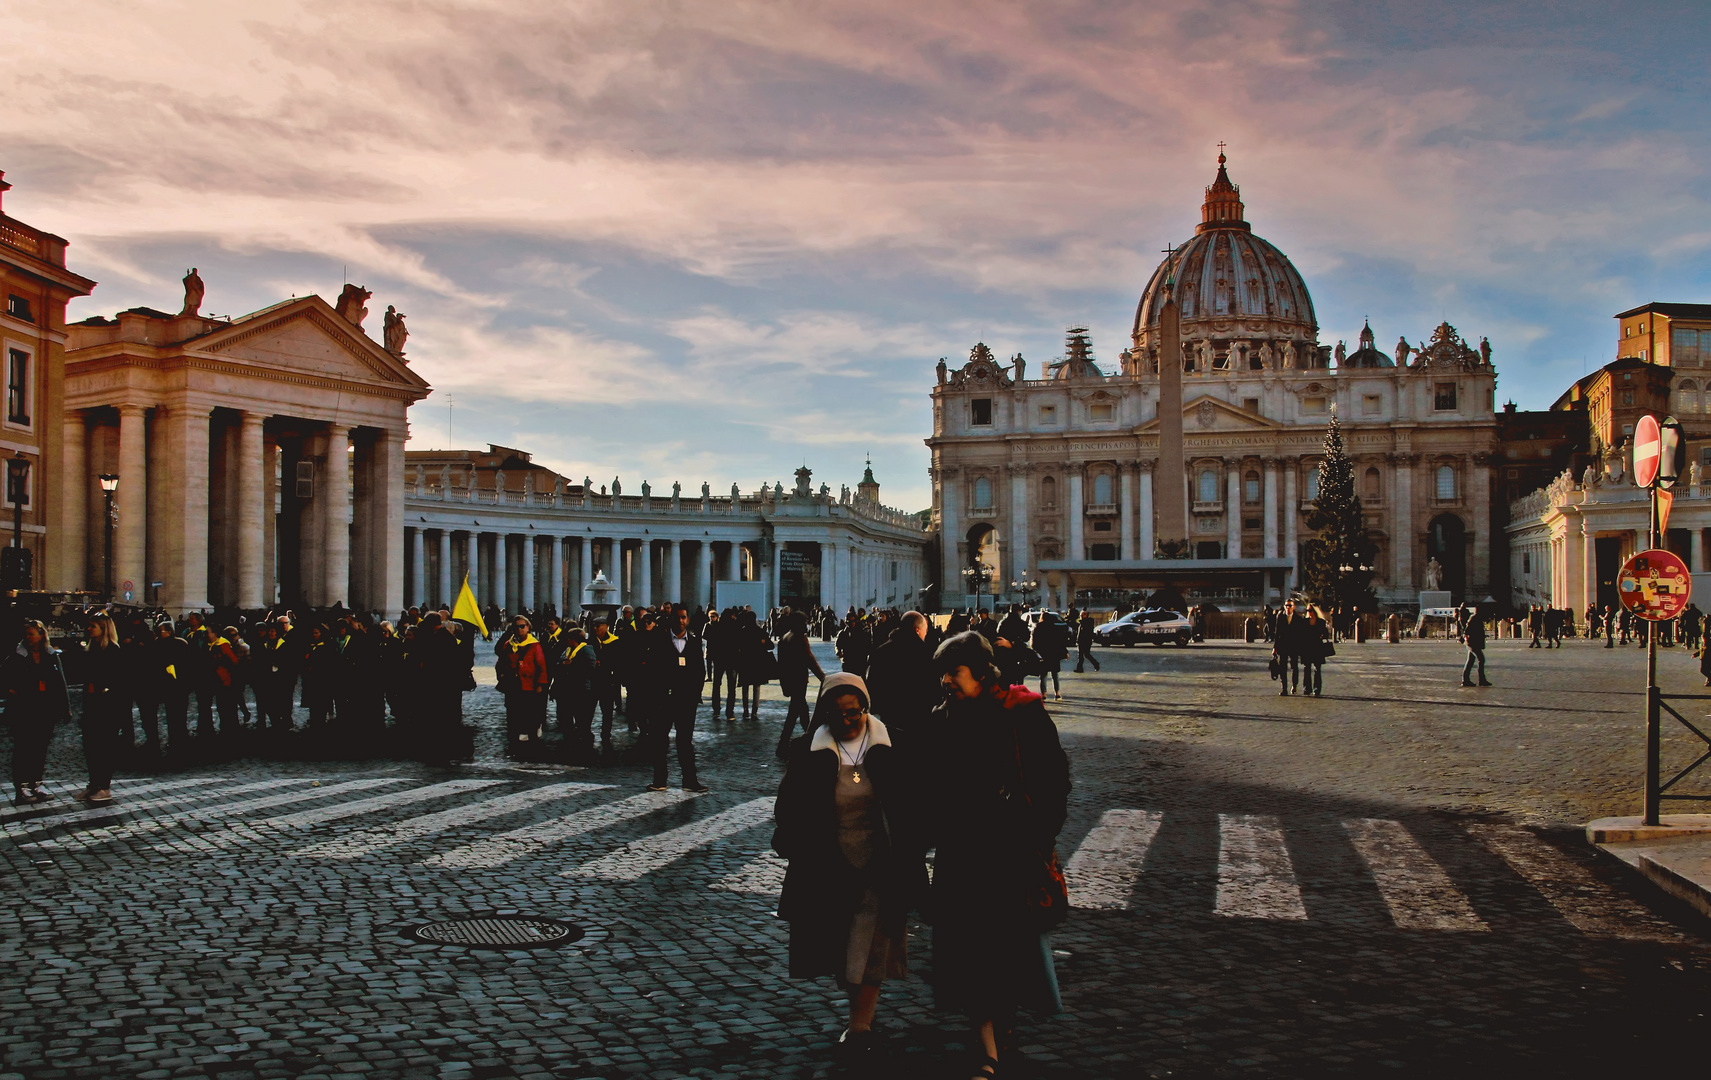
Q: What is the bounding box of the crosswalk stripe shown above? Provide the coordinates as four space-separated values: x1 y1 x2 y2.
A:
163 778 507 852
292 782 614 860
710 850 787 896
1216 813 1307 920
1 778 300 841
563 797 776 883
1065 808 1163 911
1 776 235 826
1344 818 1488 932
1467 823 1677 941
23 778 405 850
424 789 700 870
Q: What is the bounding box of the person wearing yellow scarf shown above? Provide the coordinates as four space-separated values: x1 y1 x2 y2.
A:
496 616 549 757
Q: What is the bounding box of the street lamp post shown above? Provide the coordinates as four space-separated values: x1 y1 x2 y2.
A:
99 474 119 602
1010 575 1039 607
960 562 994 614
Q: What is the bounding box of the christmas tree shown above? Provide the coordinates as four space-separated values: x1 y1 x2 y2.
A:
1301 407 1378 618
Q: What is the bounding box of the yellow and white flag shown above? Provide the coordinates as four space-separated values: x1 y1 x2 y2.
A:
451 574 490 640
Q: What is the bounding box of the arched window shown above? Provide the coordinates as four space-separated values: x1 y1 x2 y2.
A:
972 476 993 510
1436 464 1456 501
1305 469 1320 503
1041 476 1057 507
1198 470 1219 504
1244 470 1261 503
1681 379 1701 414
1093 473 1114 505
1364 467 1381 500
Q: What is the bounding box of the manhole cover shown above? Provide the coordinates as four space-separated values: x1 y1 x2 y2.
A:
406 915 584 949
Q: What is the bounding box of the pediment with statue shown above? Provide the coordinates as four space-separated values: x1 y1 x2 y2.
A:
1409 322 1492 372
201 296 430 394
944 342 1016 390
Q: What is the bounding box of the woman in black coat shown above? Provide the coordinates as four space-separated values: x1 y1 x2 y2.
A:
78 614 127 804
4 619 72 806
773 611 826 759
923 631 1070 1080
773 672 922 1058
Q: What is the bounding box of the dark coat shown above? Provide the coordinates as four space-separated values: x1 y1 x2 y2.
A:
1 645 72 723
1031 619 1070 665
773 729 922 979
1273 613 1308 657
864 628 939 734
775 630 823 694
650 630 706 704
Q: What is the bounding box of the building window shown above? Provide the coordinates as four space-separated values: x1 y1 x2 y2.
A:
1362 393 1382 416
1305 470 1320 503
1436 464 1456 501
1523 551 1531 574
1244 471 1260 503
1090 543 1118 561
1302 396 1327 414
1621 389 1635 406
1243 397 1260 413
5 295 32 322
5 349 29 427
1198 470 1219 504
971 398 993 426
1434 382 1458 410
1680 379 1700 414
1038 404 1057 425
972 476 993 511
1041 476 1057 507
890 560 897 581
1364 467 1381 500
1092 473 1113 505
1089 402 1115 422
1093 520 1112 532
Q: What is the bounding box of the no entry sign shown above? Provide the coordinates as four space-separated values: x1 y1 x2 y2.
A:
1634 414 1661 488
1618 548 1692 622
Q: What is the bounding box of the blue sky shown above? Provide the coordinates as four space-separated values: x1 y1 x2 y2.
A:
7 0 1709 511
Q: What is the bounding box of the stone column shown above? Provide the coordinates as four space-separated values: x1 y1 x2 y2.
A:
938 466 960 599
1393 454 1414 593
494 533 509 612
771 540 782 611
666 538 681 604
697 540 714 609
369 429 407 616
1583 520 1598 611
410 528 425 606
61 411 87 591
819 542 836 607
237 412 268 608
1262 458 1280 559
1692 526 1704 575
465 532 478 598
1469 454 1491 594
1009 465 1031 579
1225 461 1241 558
1118 465 1135 560
438 529 453 609
1284 459 1299 588
164 403 213 612
522 535 537 612
637 539 652 608
551 535 565 613
1138 461 1155 559
579 536 594 613
322 425 351 608
1068 470 1084 561
115 405 149 604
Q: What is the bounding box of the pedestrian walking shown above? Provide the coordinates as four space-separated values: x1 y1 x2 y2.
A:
1273 599 1304 695
1459 605 1491 687
1030 612 1069 700
554 625 599 759
704 609 735 720
736 609 772 721
648 605 708 793
1300 606 1331 696
864 611 941 739
1072 612 1100 673
1606 605 1618 648
76 615 126 804
148 621 192 754
775 610 826 760
922 632 1069 1078
495 615 549 755
773 671 921 1062
4 620 71 806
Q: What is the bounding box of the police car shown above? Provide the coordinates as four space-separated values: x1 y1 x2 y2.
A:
1091 608 1194 647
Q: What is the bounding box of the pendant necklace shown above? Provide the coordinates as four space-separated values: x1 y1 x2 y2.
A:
838 729 871 783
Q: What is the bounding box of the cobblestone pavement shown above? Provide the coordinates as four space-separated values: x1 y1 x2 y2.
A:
4 637 1711 1079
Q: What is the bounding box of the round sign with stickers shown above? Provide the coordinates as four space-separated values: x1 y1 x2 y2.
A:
1618 548 1692 622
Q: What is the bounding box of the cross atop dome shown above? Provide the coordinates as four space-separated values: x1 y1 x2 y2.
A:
1198 147 1248 235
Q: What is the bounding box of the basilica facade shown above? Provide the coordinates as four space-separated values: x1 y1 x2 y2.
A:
927 156 1500 611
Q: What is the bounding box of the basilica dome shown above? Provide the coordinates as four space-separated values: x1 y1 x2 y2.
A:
1130 155 1319 364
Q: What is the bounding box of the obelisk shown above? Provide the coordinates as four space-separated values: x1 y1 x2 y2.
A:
1154 276 1187 554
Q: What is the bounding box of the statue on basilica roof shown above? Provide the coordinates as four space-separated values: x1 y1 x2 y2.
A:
383 305 408 357
335 283 372 328
180 268 204 318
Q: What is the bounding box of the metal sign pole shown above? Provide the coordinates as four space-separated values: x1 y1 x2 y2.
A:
1645 480 1662 826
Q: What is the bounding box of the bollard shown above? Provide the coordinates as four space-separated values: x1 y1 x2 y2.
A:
1244 617 1257 643
1355 618 1367 644
1386 613 1400 644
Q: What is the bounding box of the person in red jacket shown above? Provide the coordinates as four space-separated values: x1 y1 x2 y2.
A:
495 615 549 756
